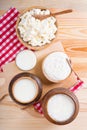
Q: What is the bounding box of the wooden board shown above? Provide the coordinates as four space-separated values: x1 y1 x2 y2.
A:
0 1 87 130
0 41 77 105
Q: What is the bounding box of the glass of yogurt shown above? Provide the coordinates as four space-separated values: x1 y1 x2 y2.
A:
42 51 72 83
16 6 58 50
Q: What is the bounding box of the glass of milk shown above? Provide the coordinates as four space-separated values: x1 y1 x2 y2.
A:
42 88 79 125
9 72 42 105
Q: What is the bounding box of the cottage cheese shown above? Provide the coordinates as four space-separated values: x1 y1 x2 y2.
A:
18 9 57 46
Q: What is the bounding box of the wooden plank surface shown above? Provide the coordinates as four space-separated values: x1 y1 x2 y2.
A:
0 0 87 130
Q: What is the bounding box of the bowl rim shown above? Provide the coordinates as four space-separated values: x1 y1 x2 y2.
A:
9 72 42 106
16 6 58 51
42 87 79 125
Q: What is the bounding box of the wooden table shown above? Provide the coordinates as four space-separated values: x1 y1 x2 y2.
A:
0 0 87 130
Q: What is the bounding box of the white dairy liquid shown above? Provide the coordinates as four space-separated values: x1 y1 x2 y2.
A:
16 50 37 71
47 94 75 122
43 52 71 82
13 78 38 103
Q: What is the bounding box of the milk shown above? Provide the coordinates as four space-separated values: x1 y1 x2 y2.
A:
13 78 37 103
47 94 75 122
16 50 37 71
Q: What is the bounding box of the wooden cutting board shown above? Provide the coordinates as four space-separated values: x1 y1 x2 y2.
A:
0 41 77 110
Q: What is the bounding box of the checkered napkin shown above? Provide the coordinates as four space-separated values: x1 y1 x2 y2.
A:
0 7 84 115
0 7 26 71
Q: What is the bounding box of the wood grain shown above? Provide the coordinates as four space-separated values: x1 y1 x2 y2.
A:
0 1 87 130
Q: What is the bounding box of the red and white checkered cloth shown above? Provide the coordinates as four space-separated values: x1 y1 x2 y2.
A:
0 7 26 71
0 7 84 115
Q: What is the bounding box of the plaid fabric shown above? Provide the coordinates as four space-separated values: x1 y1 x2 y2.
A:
0 7 84 115
0 7 26 71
